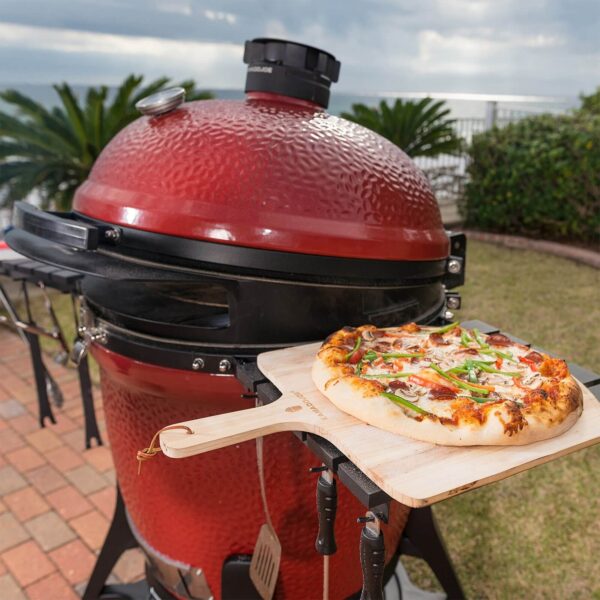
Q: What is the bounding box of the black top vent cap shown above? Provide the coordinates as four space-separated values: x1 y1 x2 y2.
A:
243 38 341 109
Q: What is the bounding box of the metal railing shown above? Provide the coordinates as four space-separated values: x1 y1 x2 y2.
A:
415 101 558 213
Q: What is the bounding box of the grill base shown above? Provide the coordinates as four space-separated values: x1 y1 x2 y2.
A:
94 346 409 599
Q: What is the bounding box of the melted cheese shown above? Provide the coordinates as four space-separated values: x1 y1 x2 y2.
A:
360 327 545 419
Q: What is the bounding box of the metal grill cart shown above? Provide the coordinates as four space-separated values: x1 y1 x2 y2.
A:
0 256 101 447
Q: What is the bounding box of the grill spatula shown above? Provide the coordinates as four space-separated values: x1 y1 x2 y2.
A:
249 435 282 600
249 522 282 600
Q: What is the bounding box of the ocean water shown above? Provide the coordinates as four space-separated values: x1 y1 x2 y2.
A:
0 83 576 119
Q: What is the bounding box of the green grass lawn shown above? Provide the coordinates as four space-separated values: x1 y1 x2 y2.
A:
8 240 600 598
405 240 600 599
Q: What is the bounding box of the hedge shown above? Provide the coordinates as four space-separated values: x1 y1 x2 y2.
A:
460 113 600 243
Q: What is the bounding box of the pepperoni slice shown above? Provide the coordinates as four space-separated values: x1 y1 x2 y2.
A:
524 351 544 364
486 333 512 347
389 380 409 392
429 333 449 346
429 388 457 400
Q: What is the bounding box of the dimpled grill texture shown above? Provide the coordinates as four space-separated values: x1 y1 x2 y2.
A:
94 346 409 599
74 97 448 261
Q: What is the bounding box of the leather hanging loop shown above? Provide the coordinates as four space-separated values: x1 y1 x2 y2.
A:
136 425 193 474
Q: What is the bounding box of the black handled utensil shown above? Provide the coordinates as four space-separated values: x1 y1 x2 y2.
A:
315 467 337 556
312 465 338 600
358 511 385 600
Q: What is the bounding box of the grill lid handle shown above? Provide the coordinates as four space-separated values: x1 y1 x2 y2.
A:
13 201 100 250
135 87 186 116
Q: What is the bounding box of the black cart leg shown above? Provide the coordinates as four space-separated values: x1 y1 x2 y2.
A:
78 355 102 448
82 487 138 600
25 331 56 427
400 506 465 599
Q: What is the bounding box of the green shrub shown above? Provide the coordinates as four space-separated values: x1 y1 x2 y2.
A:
579 86 600 115
461 113 600 243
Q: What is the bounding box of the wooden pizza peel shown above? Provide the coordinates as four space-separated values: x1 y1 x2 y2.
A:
160 341 600 507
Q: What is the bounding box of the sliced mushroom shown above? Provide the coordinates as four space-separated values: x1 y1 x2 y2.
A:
522 372 542 387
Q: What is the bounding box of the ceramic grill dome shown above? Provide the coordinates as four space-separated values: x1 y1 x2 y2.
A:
73 44 448 262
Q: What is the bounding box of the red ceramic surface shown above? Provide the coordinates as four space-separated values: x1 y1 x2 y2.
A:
74 92 448 261
94 345 409 599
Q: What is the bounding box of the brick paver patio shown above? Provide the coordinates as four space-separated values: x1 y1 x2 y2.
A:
0 329 144 598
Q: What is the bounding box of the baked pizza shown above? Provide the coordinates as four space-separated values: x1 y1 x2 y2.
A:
312 322 583 446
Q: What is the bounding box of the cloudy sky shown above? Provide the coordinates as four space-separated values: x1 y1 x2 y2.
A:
0 0 598 97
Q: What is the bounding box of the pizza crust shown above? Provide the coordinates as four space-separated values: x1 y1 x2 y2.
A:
312 336 583 447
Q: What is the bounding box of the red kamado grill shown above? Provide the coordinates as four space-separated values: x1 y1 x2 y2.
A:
8 38 466 600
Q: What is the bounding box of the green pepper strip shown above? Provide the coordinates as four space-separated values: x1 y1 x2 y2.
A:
453 394 492 404
469 396 494 404
479 348 517 363
355 360 364 375
433 321 460 334
344 336 362 362
474 362 522 377
467 363 478 384
471 331 518 363
451 360 519 378
472 328 489 348
381 392 429 415
445 393 494 405
362 351 378 362
362 372 412 379
460 330 473 347
429 364 490 396
382 352 425 359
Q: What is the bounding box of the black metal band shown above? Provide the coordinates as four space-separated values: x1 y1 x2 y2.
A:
73 212 449 285
95 320 283 374
9 202 456 286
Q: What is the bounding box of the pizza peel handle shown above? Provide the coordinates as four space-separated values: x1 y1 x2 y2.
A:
159 393 323 459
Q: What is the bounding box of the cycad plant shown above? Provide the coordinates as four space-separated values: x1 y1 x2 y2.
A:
0 75 213 211
341 98 462 158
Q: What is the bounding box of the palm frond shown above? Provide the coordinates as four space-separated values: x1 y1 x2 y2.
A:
343 97 462 158
104 74 143 141
0 140 54 160
53 83 90 160
0 89 80 154
181 79 214 101
0 75 213 210
84 86 108 157
131 77 171 105
0 112 74 157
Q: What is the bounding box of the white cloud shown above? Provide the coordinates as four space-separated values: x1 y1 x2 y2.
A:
156 1 193 17
0 21 240 58
204 9 237 25
152 2 237 22
0 21 243 85
414 29 566 76
524 34 565 48
434 0 494 19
